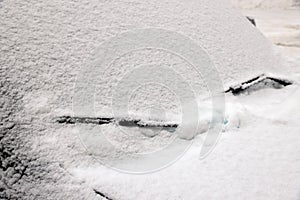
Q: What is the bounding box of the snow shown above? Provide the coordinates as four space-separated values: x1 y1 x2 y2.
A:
70 83 300 200
0 0 299 199
69 5 300 200
231 0 300 9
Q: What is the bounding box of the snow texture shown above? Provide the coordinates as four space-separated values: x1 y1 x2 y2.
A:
231 0 300 9
0 0 299 199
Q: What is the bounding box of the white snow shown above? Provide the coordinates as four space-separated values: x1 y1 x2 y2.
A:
71 83 300 200
69 4 300 200
1 0 300 199
231 0 300 9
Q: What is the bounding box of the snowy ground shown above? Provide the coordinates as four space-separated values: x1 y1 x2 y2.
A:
244 9 300 60
70 9 300 200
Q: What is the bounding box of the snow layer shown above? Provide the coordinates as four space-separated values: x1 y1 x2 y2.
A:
0 0 285 119
231 0 300 9
0 0 299 199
